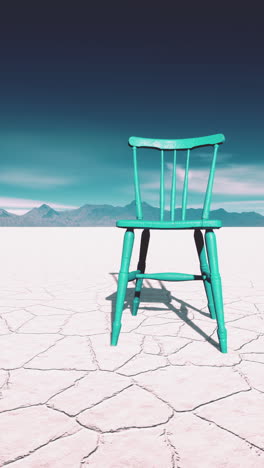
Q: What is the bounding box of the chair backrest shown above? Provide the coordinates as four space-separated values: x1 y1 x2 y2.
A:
128 133 225 221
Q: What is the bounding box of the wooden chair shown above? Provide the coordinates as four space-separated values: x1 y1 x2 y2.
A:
111 134 227 353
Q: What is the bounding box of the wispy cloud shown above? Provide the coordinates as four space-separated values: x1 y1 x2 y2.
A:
192 150 233 163
191 165 264 196
141 164 264 196
0 197 78 214
0 170 76 188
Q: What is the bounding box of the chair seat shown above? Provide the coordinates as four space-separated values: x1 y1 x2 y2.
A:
116 219 222 229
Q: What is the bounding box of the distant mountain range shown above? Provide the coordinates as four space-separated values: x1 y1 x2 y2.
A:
0 201 264 227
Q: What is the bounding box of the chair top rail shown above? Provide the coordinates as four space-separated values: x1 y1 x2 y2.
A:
129 134 225 150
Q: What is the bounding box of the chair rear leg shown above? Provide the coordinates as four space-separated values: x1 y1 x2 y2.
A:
205 229 227 353
132 229 150 316
111 228 135 345
194 229 216 319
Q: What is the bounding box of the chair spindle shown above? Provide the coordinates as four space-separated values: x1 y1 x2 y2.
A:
133 146 143 219
170 150 177 221
181 149 190 221
202 144 219 220
160 150 165 221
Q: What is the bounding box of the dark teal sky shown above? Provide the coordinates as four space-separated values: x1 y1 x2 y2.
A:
1 4 264 214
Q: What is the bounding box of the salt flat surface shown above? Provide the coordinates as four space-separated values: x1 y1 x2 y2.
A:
0 227 263 467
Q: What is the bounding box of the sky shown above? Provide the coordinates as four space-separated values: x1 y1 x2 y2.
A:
0 4 264 215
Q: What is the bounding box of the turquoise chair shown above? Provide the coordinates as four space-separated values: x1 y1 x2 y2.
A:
111 134 227 353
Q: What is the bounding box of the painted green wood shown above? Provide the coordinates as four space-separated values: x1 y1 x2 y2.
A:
205 229 227 353
136 272 203 281
111 228 134 345
132 279 143 315
194 229 216 319
160 150 165 221
132 229 150 316
170 150 177 221
202 144 219 220
128 270 140 281
117 219 222 229
129 134 225 150
182 149 190 221
132 147 143 219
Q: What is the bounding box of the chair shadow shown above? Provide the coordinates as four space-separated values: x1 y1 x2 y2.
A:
106 273 219 350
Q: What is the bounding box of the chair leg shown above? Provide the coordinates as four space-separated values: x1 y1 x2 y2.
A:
194 229 216 319
111 228 135 346
205 229 227 353
132 229 150 316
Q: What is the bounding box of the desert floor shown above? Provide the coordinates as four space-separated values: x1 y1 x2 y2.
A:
0 227 263 467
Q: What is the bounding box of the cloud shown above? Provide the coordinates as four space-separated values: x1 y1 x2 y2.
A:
141 164 264 196
0 170 76 188
0 197 78 214
195 166 264 196
191 151 232 163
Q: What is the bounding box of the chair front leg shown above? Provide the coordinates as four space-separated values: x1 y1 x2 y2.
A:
132 228 150 316
111 228 135 345
194 229 216 319
205 229 227 353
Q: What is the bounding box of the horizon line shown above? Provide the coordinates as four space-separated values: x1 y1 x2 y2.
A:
1 201 264 218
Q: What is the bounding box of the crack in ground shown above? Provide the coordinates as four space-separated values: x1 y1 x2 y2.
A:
12 315 38 332
14 313 72 333
152 336 164 355
188 388 252 413
86 336 100 370
0 316 13 333
121 316 149 333
45 371 89 403
135 382 251 415
113 350 143 372
20 335 66 367
162 428 182 468
194 413 264 453
27 303 98 315
162 340 192 357
57 332 110 337
2 427 83 466
42 288 56 299
254 303 263 312
225 313 259 324
0 370 11 393
111 340 145 372
230 323 264 334
133 382 176 413
240 356 264 366
232 364 253 388
116 362 171 377
0 372 89 412
75 383 134 416
80 434 101 466
0 402 46 414
140 320 181 329
23 365 96 372
47 383 134 418
58 314 76 333
235 334 264 351
76 411 175 434
169 359 243 368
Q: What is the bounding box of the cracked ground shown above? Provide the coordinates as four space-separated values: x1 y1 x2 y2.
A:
0 227 263 467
